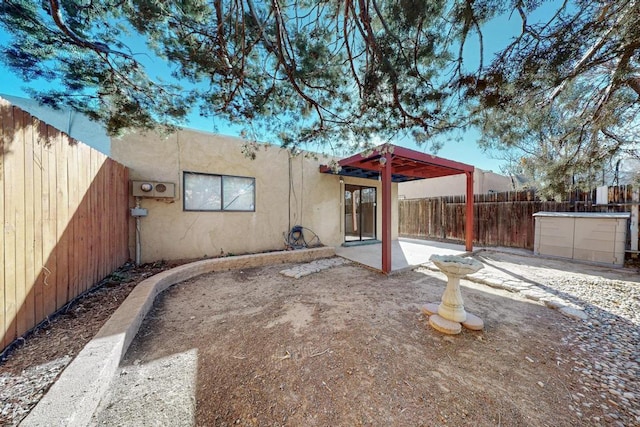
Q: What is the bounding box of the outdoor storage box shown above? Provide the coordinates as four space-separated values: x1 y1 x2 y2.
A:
533 212 630 266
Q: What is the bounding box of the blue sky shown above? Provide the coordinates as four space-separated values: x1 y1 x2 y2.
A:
0 5 539 173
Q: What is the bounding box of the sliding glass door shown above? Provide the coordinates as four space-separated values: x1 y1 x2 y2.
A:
344 184 376 242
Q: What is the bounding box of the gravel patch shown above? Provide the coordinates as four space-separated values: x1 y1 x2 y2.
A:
0 355 71 422
558 277 640 425
468 251 640 425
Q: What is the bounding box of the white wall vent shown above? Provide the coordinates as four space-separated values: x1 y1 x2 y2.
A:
132 181 176 198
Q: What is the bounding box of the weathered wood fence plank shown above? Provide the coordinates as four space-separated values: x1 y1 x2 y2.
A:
0 99 129 352
399 188 638 251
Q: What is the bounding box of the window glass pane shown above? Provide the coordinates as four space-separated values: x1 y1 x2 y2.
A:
362 188 376 203
184 173 221 211
223 176 255 211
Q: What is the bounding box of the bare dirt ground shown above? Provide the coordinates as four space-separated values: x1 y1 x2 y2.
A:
91 258 638 427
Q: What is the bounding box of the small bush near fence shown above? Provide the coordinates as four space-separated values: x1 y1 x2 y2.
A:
399 187 638 250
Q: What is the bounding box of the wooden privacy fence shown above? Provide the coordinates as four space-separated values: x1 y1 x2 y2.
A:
399 188 639 250
1 98 129 352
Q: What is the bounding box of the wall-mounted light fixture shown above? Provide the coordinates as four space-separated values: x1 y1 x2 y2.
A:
339 176 344 184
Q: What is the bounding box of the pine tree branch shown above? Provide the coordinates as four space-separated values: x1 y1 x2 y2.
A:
627 76 640 96
343 0 363 95
549 1 633 101
47 0 132 59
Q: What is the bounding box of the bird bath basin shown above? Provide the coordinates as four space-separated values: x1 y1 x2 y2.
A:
422 255 484 334
430 255 484 278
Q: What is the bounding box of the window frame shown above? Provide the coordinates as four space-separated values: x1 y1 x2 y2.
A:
183 171 256 212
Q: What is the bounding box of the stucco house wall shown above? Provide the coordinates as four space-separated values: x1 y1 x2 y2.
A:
111 128 397 263
398 168 511 199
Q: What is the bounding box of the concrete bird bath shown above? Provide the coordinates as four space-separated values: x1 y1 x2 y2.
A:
422 255 485 335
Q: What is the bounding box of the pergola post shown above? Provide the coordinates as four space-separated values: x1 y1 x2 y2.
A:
381 155 392 273
465 170 474 251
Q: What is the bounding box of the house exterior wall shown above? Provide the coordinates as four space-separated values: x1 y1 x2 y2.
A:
111 128 397 263
398 168 511 199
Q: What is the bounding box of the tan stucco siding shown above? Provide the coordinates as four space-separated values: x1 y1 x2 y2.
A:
398 168 511 199
112 129 396 263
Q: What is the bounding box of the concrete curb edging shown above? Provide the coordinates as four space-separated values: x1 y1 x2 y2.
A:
21 247 335 427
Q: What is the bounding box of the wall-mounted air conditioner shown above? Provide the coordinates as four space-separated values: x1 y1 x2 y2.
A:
132 180 176 198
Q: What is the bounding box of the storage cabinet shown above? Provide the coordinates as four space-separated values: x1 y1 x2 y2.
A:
533 212 630 266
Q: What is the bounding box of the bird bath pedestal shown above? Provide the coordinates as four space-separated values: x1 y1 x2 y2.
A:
422 255 484 335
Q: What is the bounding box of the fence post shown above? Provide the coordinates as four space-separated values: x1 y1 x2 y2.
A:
465 171 474 251
632 187 639 252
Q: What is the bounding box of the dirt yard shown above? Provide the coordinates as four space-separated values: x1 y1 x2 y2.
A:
89 259 632 427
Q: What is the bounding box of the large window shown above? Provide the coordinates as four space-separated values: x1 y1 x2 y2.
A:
184 171 255 212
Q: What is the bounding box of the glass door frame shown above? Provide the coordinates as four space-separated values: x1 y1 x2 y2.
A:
344 184 377 242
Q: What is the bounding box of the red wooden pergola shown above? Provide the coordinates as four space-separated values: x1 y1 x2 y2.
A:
320 144 475 274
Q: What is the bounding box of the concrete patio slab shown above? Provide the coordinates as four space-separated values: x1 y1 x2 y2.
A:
335 237 468 273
